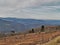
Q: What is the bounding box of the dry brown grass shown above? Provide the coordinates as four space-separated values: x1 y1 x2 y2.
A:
0 31 60 45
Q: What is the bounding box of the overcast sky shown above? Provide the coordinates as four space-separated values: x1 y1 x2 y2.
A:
0 0 60 20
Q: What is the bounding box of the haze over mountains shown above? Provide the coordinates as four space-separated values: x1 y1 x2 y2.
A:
0 17 60 33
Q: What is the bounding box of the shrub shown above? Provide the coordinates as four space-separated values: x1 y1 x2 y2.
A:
41 25 45 32
32 28 34 33
29 28 34 33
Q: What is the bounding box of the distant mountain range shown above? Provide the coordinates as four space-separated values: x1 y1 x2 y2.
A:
0 17 60 33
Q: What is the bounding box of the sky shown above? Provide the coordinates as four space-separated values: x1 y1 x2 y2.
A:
0 0 60 20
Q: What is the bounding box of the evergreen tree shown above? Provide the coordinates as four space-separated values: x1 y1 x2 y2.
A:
41 25 45 32
32 28 34 33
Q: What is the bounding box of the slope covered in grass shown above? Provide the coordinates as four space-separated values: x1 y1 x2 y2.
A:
43 36 60 45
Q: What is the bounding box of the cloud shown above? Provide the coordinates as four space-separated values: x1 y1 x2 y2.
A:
0 0 59 8
0 0 60 20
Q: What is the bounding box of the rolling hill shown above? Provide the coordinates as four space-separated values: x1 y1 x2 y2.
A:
0 17 60 33
0 19 25 33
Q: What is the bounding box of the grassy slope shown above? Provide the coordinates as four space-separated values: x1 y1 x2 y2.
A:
0 31 60 45
43 36 60 45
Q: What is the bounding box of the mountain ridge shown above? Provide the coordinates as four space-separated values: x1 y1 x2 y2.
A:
0 17 60 33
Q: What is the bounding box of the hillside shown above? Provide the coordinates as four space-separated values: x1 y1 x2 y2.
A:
0 30 60 45
43 36 60 45
0 18 60 33
0 19 25 33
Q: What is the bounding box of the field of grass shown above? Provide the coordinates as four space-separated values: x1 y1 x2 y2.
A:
43 36 60 45
0 31 60 45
